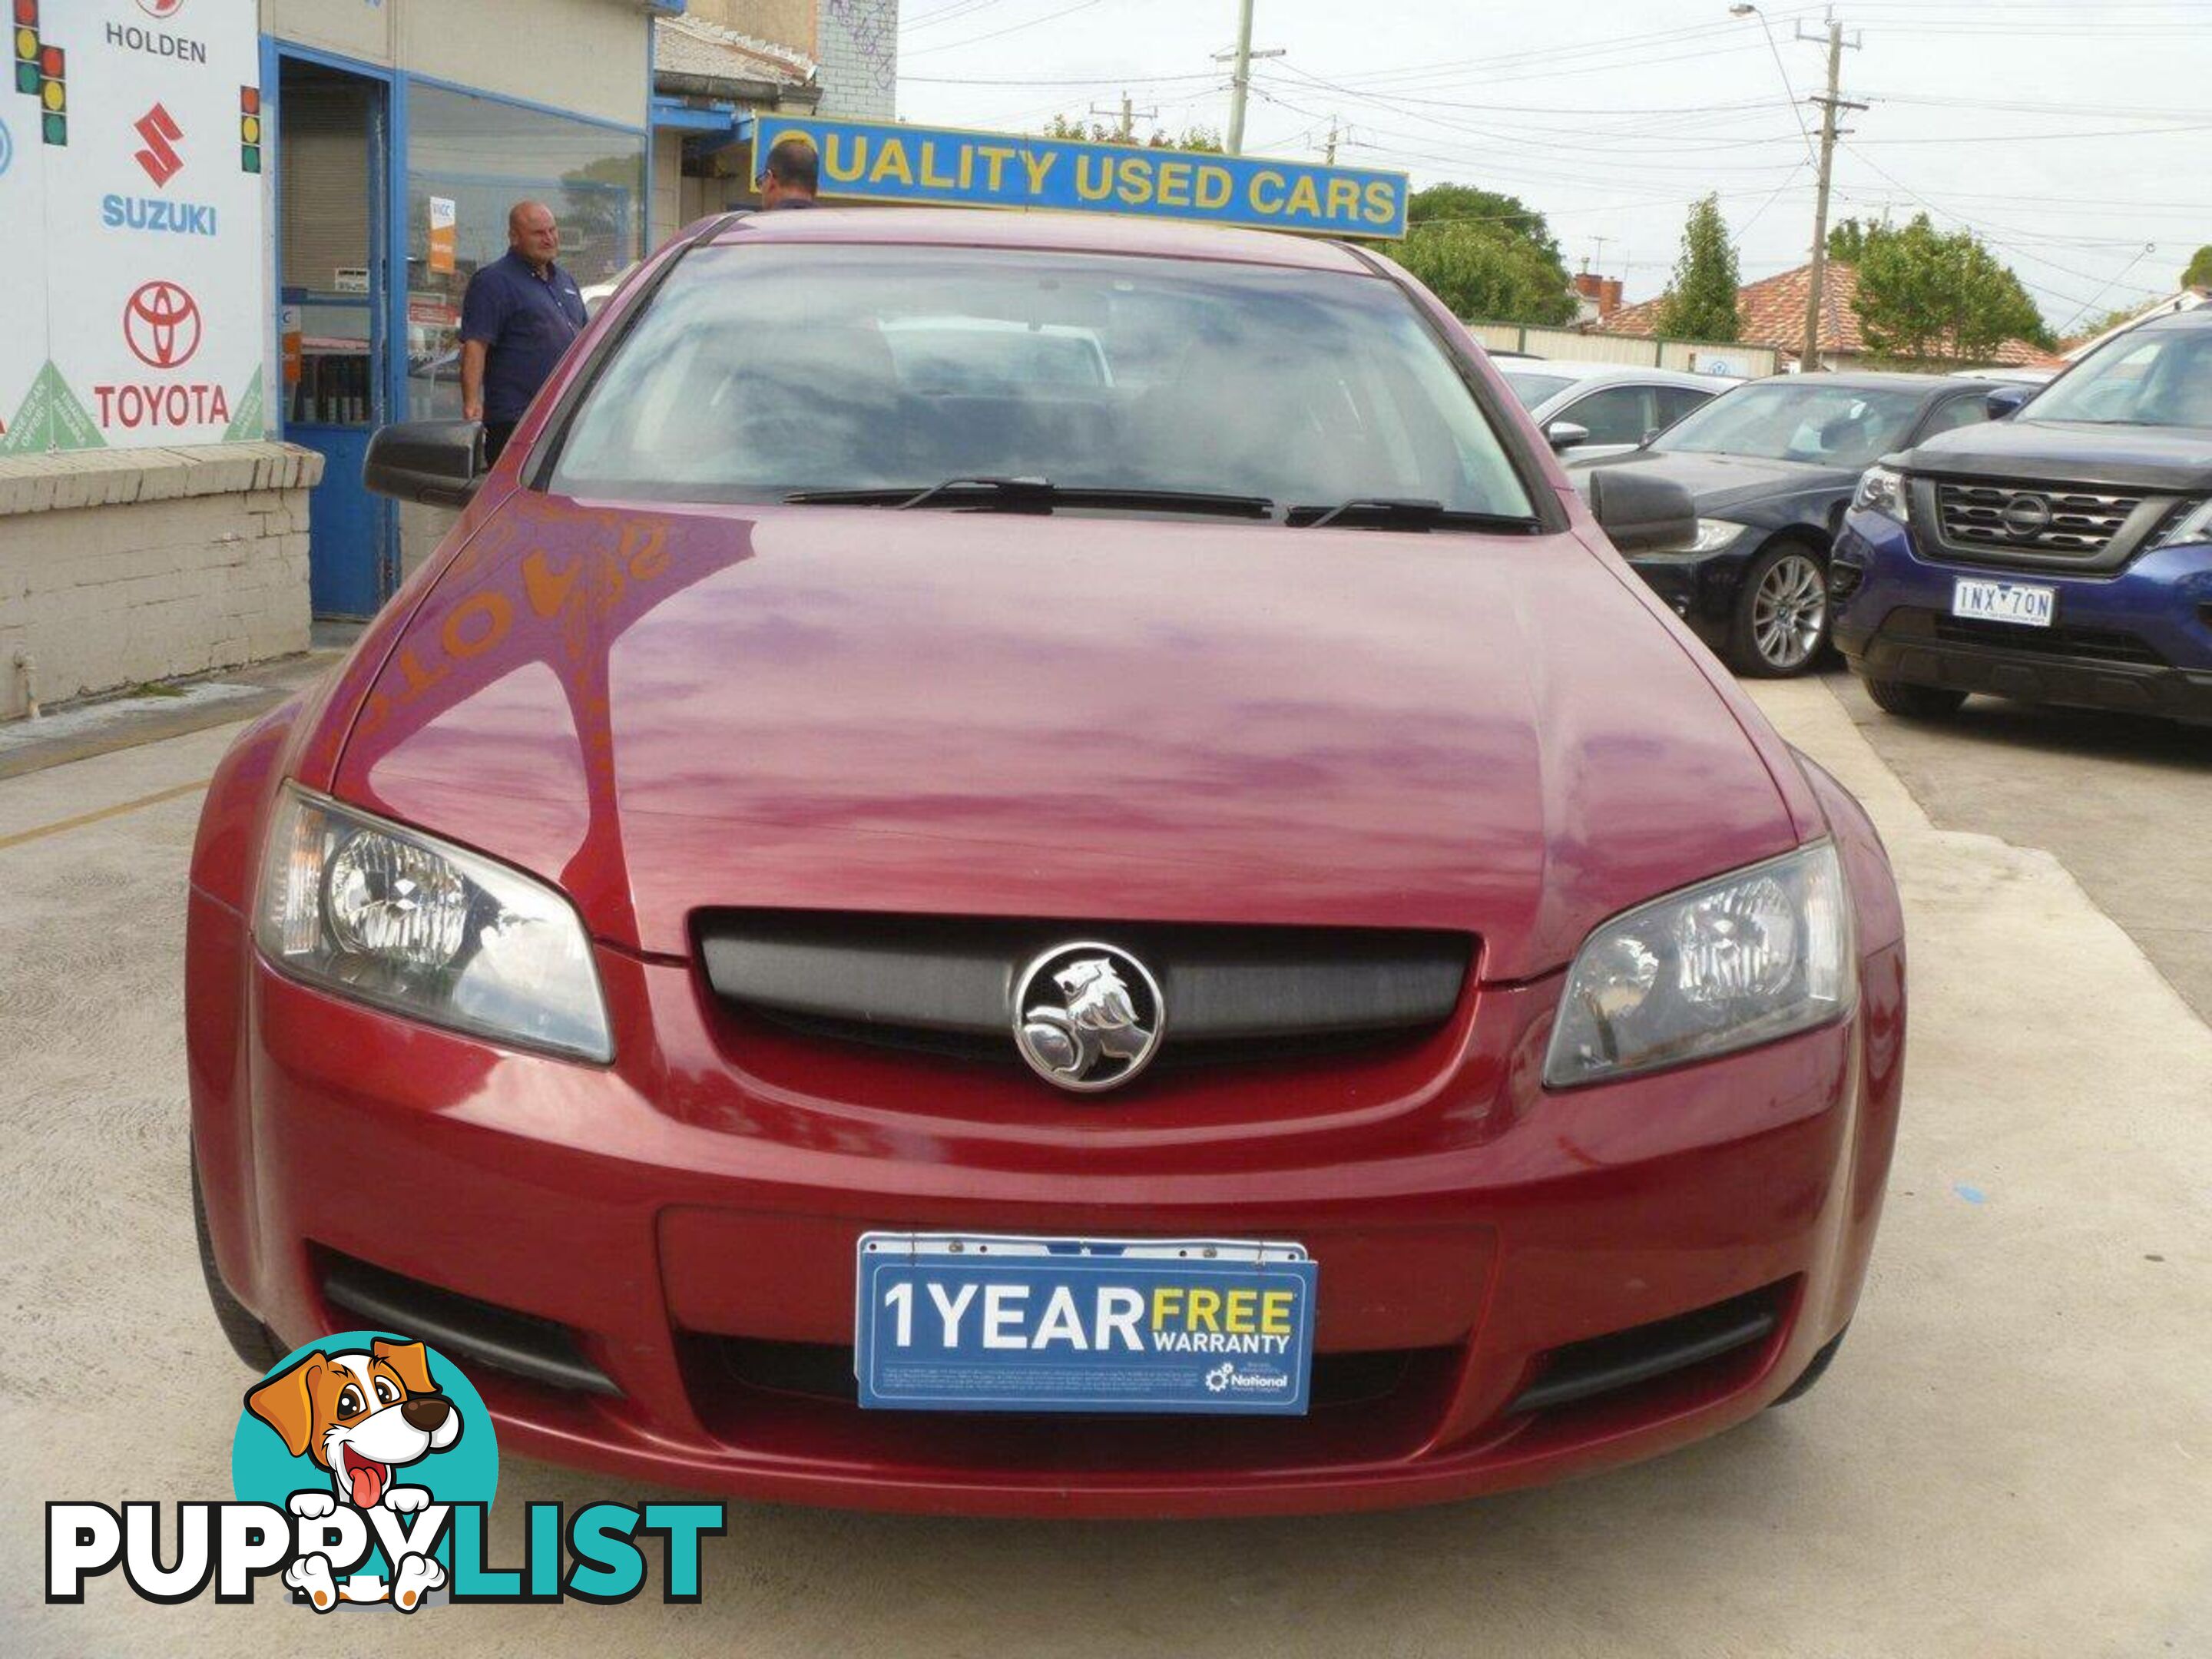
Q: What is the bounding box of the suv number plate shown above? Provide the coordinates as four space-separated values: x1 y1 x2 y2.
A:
1952 577 2055 628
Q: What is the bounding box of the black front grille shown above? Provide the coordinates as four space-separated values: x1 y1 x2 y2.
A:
697 911 1473 1068
1936 480 2141 558
684 1333 1435 1411
1923 611 2168 667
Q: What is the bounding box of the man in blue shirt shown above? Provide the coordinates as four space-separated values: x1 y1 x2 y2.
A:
758 136 820 209
459 200 588 462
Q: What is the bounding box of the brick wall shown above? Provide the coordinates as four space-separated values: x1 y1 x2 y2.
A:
0 445 323 721
816 0 897 118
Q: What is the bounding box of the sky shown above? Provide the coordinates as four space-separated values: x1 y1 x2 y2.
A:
890 0 2212 335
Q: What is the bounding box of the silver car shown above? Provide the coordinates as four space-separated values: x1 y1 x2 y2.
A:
1495 361 1743 462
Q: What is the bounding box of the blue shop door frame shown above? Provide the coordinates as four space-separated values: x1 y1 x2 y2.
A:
271 45 399 618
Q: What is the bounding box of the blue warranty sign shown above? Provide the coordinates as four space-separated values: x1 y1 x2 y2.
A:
855 1233 1317 1415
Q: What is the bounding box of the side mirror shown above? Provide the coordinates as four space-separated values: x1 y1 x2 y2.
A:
1583 467 1697 555
1545 420 1591 452
1985 384 2034 420
363 419 484 507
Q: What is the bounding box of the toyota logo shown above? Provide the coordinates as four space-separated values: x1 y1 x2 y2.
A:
1999 494 2052 540
123 280 202 369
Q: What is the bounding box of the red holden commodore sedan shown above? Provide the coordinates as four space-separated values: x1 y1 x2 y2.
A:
187 208 1904 1517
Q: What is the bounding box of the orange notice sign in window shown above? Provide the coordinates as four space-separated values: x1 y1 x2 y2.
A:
428 197 456 276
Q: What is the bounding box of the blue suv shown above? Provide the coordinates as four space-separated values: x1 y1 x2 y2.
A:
1833 306 2212 722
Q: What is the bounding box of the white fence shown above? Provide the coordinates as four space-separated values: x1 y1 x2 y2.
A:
1465 322 1778 379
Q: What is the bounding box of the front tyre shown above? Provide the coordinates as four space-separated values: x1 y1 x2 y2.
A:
1862 676 1969 720
1730 543 1830 677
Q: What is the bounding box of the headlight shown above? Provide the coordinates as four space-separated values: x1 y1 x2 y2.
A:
1689 518 1750 551
1853 465 1909 525
255 785 613 1062
2149 497 2212 551
1545 842 1853 1089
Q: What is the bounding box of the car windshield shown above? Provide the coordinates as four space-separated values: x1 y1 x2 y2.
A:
2025 326 2212 429
548 243 1535 519
1650 381 1927 467
1499 370 1573 409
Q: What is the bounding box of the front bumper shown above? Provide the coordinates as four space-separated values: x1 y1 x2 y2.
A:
1833 512 2212 719
189 894 1905 1518
1624 541 1754 647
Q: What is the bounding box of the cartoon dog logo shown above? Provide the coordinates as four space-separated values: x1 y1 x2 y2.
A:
244 1338 462 1612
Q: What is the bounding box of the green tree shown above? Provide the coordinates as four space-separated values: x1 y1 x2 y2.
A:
2067 300 2151 346
1041 113 1221 151
1827 217 1873 263
1394 183 1575 324
1652 194 1740 342
2184 245 2212 289
1853 213 2054 365
1407 184 1565 267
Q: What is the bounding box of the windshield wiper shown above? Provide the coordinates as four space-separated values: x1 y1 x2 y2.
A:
1287 498 1541 533
785 477 1275 518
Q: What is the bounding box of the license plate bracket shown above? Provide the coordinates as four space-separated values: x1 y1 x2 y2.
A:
854 1233 1318 1414
1952 576 2056 628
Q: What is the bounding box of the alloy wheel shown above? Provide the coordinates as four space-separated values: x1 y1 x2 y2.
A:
1751 551 1828 671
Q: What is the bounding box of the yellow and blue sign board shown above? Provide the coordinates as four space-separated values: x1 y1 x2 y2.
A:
757 114 1409 240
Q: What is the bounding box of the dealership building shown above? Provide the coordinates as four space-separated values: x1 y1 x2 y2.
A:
0 0 889 721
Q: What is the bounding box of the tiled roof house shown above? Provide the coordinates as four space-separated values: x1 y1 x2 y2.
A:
1604 261 2069 373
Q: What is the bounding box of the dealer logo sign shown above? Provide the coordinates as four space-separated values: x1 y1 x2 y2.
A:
123 280 200 368
98 280 229 432
106 0 207 66
104 101 220 240
133 101 182 184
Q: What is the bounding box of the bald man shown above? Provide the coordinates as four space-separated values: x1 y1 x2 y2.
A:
459 200 588 463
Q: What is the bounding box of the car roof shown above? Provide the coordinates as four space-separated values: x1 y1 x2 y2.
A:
704 206 1379 276
1742 370 1999 396
2140 306 2212 331
1493 360 1732 389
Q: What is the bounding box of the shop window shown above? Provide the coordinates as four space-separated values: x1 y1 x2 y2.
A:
403 83 644 420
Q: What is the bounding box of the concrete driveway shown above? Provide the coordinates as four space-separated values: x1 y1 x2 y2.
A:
1824 671 2212 1024
2 676 2207 1657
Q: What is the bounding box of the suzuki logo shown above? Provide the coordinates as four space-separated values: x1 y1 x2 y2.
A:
134 104 184 187
123 280 202 369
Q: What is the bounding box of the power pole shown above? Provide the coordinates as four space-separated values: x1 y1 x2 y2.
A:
1213 2 1283 155
1225 0 1257 155
1798 8 1865 371
1323 118 1342 164
1089 91 1157 143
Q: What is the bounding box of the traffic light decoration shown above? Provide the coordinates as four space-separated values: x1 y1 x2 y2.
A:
12 0 35 97
12 0 61 146
239 84 260 173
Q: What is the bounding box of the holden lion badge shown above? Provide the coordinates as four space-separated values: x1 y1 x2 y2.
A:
1012 943 1165 1094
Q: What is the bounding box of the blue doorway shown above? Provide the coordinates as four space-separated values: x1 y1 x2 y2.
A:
272 48 396 619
